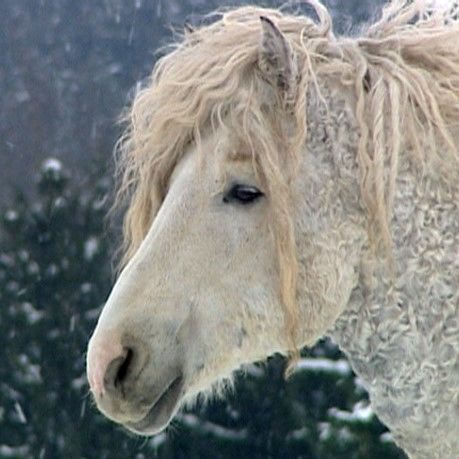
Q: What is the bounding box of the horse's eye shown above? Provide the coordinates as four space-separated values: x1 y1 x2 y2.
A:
223 184 264 205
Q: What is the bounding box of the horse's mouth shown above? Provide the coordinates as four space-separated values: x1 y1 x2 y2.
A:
125 376 184 435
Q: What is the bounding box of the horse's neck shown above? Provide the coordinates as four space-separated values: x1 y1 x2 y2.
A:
327 144 459 458
293 82 368 346
296 77 459 457
328 129 459 364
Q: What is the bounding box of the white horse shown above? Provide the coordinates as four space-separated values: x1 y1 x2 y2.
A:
86 2 459 457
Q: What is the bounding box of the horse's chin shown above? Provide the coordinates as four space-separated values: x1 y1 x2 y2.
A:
122 363 239 436
124 376 185 436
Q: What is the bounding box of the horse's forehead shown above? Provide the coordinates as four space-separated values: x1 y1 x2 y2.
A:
209 139 256 182
168 132 255 191
226 149 253 163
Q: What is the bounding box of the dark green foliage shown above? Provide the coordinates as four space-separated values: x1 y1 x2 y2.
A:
0 161 406 458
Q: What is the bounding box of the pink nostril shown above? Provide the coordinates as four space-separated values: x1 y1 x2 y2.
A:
87 334 125 397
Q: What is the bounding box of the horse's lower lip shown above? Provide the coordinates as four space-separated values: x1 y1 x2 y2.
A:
125 376 184 435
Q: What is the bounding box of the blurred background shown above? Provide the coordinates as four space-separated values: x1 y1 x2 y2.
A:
0 1 407 458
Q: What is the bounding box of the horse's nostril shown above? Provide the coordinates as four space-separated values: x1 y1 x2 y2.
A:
104 348 134 392
115 348 134 387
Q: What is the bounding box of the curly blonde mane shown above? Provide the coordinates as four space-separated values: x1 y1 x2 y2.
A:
114 0 459 357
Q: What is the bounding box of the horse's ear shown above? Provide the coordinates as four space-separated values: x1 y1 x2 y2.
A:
184 21 195 35
258 16 298 110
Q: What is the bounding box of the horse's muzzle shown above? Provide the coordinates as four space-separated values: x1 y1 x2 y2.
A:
87 329 185 434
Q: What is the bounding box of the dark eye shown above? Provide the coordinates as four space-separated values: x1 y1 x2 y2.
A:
223 184 264 205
